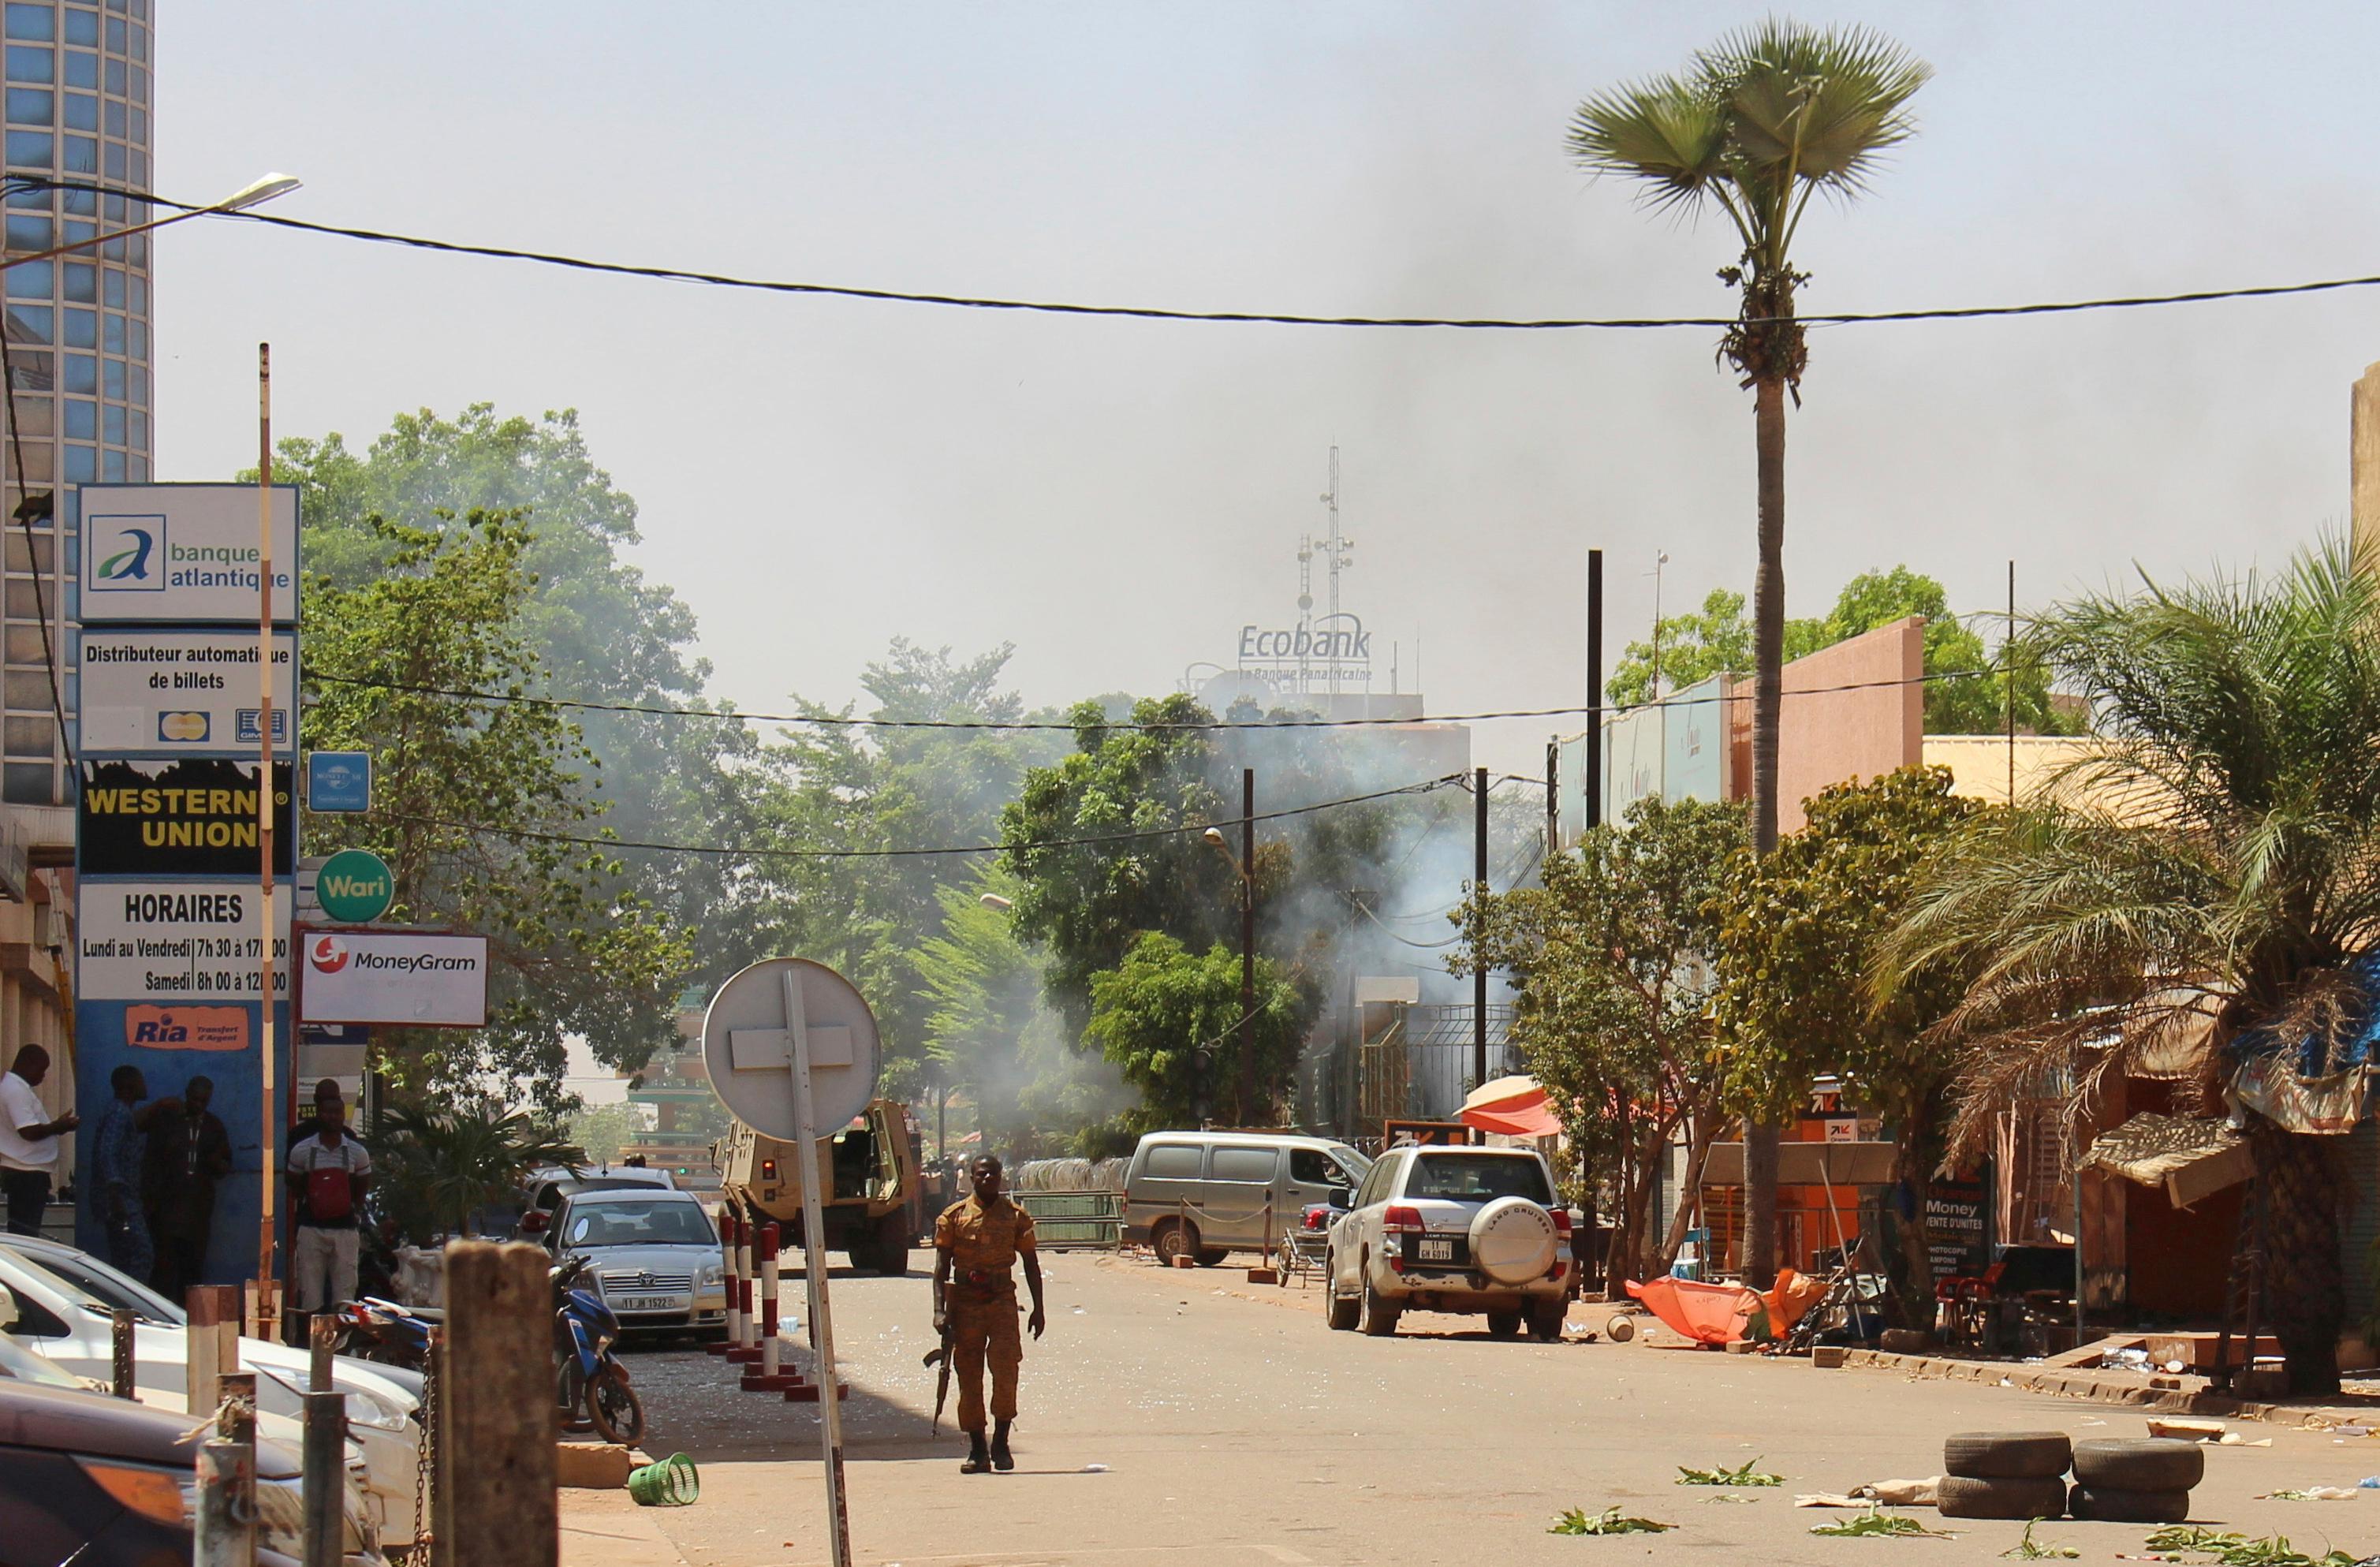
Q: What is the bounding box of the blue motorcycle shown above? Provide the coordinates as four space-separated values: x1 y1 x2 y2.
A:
553 1254 644 1445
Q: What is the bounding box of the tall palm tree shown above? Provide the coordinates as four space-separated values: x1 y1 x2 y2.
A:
1880 536 2380 1394
1568 21 1930 1286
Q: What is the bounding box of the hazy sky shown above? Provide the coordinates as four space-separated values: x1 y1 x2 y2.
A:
154 2 2380 782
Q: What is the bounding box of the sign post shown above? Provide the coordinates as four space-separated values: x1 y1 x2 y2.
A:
700 957 878 1567
780 965 850 1567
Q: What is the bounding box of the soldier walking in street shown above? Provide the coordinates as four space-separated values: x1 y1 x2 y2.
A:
933 1153 1046 1474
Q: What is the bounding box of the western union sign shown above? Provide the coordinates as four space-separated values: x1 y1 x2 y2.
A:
78 757 294 878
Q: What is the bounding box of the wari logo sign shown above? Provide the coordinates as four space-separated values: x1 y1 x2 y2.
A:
314 849 394 923
76 757 294 878
297 928 488 1028
77 629 297 755
122 1005 250 1051
74 483 300 624
76 879 291 1002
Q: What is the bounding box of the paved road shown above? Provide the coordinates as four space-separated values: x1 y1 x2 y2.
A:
562 1254 2380 1566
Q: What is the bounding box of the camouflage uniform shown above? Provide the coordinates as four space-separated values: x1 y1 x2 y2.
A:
934 1192 1037 1431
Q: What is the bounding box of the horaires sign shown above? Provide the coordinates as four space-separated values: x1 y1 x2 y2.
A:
77 880 292 1002
77 757 295 878
77 629 297 754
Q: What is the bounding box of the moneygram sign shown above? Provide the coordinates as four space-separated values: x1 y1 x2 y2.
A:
76 483 300 624
297 928 488 1028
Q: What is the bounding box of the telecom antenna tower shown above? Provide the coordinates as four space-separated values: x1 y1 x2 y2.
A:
1317 446 1353 696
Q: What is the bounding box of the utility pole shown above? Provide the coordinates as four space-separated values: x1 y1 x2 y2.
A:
1473 765 1489 1090
255 343 280 1341
1587 550 1604 832
1238 767 1256 1125
1545 740 1558 858
1652 550 1669 800
2007 560 2017 808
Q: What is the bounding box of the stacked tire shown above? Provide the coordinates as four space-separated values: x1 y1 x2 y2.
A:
1937 1433 2201 1524
2066 1439 2200 1524
1938 1431 2072 1520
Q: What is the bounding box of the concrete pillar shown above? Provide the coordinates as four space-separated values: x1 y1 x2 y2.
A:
2353 362 2380 565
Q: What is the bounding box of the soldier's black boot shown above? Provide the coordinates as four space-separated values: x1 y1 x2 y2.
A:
961 1432 990 1474
990 1420 1014 1472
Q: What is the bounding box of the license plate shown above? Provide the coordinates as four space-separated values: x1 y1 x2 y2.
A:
1418 1238 1453 1263
615 1296 678 1312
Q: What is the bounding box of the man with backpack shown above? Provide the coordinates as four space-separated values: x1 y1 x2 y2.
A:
286 1080 371 1336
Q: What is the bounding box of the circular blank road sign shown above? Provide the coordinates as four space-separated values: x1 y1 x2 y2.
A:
699 956 881 1143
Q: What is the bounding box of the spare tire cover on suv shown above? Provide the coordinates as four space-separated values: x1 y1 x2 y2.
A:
1468 1196 1557 1285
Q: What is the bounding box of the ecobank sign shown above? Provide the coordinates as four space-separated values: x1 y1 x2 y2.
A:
1237 613 1371 662
77 484 300 624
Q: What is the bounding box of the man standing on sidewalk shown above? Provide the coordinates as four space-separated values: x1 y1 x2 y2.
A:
285 1081 371 1337
932 1153 1046 1474
142 1074 232 1300
89 1065 151 1279
0 1046 77 1237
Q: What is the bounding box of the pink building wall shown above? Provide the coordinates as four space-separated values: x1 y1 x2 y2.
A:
1725 617 1925 834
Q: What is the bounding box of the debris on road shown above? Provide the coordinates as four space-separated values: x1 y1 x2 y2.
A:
2258 1487 2358 1501
1677 1457 1784 1487
1548 1505 1675 1535
2001 1520 2080 1559
1807 1508 1953 1539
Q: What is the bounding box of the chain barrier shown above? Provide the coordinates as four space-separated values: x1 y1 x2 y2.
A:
408 1334 438 1561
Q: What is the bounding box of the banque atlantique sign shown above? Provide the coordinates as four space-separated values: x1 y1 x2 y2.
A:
1237 612 1371 662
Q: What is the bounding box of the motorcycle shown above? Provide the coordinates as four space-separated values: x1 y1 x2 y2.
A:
334 1295 435 1373
552 1254 644 1446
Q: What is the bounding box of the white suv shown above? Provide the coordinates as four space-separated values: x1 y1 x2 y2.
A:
1325 1145 1570 1340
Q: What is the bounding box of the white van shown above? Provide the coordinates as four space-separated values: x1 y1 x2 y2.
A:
1121 1132 1371 1264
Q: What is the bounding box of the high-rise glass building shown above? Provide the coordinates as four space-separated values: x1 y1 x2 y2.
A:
0 0 153 808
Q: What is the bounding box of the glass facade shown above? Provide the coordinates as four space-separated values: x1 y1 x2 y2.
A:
0 0 148 805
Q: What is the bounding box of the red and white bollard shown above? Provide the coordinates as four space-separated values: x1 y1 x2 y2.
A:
744 1222 796 1391
728 1211 762 1364
709 1207 741 1356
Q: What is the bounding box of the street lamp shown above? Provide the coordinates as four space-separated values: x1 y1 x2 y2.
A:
0 172 302 272
1200 775 1258 1127
978 894 1013 912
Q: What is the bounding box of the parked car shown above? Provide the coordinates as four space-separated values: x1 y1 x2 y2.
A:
0 1374 383 1565
539 1187 728 1339
1121 1131 1371 1265
514 1164 677 1238
1325 1144 1571 1340
0 1241 423 1548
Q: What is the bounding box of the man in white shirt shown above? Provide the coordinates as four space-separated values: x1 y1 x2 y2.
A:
285 1080 371 1334
0 1045 80 1237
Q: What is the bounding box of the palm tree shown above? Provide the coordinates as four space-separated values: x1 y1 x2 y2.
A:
1568 21 1930 1285
1880 536 2380 1394
376 1096 587 1241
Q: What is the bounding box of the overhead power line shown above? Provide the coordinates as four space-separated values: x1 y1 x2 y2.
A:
307 664 1998 734
59 178 2380 334
382 774 1464 864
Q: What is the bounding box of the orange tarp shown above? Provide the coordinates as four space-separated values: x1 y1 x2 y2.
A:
1625 1270 1818 1344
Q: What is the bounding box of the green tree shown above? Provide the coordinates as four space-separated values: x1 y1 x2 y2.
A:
567 1102 642 1166
912 864 1130 1155
300 511 688 1104
1454 796 1745 1294
1000 694 1240 1032
743 642 1069 1101
1571 21 1931 1285
1710 766 1979 1319
1082 932 1315 1131
1878 536 2380 1394
1607 569 2079 734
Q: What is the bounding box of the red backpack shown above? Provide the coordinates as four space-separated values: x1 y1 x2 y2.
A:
304 1141 356 1223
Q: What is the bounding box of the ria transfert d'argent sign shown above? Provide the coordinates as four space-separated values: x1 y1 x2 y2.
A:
297 928 488 1028
76 483 300 624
